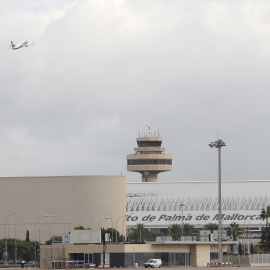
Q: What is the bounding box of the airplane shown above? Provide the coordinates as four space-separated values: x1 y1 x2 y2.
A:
9 40 34 50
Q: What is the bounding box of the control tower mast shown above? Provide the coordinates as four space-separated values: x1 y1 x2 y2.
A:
126 126 173 182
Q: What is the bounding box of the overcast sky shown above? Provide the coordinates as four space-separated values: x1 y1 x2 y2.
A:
0 0 270 183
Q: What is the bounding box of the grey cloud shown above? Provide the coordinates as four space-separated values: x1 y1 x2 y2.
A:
0 1 270 182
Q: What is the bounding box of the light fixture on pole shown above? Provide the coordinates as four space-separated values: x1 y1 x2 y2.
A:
209 138 226 262
35 215 48 264
5 212 18 265
98 217 110 243
98 217 110 228
99 212 114 242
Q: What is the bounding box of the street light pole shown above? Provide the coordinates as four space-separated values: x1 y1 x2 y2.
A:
140 222 150 242
187 214 200 240
5 212 18 265
99 212 114 242
35 215 48 263
115 216 124 243
38 229 43 243
98 217 110 270
180 204 185 237
247 218 251 254
209 138 226 263
7 219 12 239
98 217 110 246
115 215 125 242
243 220 246 257
98 217 110 228
15 224 17 269
122 215 127 242
115 213 134 242
49 223 51 243
168 218 174 238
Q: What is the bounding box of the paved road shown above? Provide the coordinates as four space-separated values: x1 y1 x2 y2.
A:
25 266 270 270
113 268 270 270
3 266 270 270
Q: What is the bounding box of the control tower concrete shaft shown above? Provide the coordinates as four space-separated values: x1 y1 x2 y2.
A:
126 126 173 182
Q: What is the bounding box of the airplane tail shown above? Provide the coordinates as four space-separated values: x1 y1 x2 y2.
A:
11 41 15 48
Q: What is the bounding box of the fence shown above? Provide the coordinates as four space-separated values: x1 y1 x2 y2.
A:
221 254 270 266
222 255 249 266
250 254 270 265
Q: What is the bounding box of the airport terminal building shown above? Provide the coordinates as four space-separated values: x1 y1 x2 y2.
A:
126 128 269 234
1 128 270 267
39 179 269 268
2 127 267 241
126 180 270 235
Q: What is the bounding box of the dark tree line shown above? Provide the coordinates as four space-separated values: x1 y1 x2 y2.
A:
0 238 38 263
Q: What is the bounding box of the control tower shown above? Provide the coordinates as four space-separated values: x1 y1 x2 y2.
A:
126 126 173 182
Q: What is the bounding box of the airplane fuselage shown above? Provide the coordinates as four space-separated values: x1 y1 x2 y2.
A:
11 40 29 50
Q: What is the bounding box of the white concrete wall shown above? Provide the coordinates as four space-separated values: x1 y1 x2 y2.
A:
0 176 126 243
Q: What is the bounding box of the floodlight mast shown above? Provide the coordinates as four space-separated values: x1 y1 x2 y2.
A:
209 139 226 263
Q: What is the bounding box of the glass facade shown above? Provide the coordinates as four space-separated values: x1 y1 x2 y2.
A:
70 252 191 268
137 141 162 147
127 159 172 165
84 253 93 264
111 252 190 267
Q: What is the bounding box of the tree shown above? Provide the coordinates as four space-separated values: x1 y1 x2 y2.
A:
227 223 241 241
45 238 52 245
253 244 262 254
260 206 270 253
169 224 181 240
74 225 85 230
260 206 270 227
182 223 195 236
226 223 241 254
25 230 30 242
100 228 120 242
0 238 37 262
238 242 243 255
250 243 254 254
127 223 153 242
204 223 218 233
260 226 270 253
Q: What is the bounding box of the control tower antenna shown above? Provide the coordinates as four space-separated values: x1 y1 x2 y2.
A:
126 126 173 182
